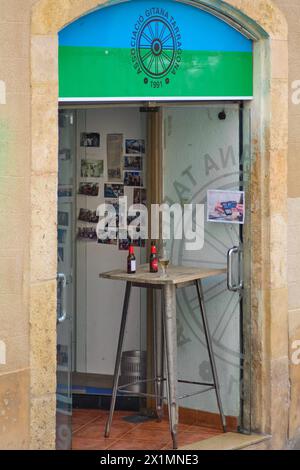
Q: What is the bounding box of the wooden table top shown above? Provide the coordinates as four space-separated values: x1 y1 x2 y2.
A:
100 264 226 286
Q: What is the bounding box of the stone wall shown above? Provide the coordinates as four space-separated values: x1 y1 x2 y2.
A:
0 0 299 450
272 0 300 446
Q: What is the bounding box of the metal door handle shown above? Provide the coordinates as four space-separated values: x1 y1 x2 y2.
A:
57 273 67 323
227 247 243 292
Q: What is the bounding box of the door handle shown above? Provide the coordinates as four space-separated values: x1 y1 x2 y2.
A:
227 246 243 292
57 273 67 323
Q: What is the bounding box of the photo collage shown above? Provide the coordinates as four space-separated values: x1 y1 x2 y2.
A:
77 131 146 249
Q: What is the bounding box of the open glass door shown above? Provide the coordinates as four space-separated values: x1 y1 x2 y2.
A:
56 109 76 449
162 103 252 432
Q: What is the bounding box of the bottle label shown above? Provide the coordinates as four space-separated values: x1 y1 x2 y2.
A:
131 260 136 272
151 258 158 272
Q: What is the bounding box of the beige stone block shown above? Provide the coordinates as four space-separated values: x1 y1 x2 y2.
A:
270 80 289 151
30 394 56 450
289 281 300 310
270 356 289 449
269 149 288 216
288 113 300 145
288 253 300 283
269 288 289 360
271 40 288 80
289 308 300 335
0 129 30 177
31 35 58 85
288 198 300 226
31 0 107 34
288 317 300 438
30 281 56 398
31 85 58 174
228 0 288 40
0 58 30 95
0 369 29 450
0 92 30 134
0 334 29 375
0 21 30 59
0 251 24 295
0 0 31 22
269 214 287 289
30 174 57 283
0 293 28 338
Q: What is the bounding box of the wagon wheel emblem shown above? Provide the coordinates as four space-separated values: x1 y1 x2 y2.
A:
137 17 177 78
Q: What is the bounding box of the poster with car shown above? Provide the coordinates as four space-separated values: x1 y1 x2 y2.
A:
207 190 245 224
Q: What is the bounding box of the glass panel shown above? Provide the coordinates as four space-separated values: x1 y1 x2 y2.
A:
163 104 251 430
56 109 76 449
74 107 148 397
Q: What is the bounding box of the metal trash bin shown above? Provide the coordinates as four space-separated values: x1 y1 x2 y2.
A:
120 350 147 394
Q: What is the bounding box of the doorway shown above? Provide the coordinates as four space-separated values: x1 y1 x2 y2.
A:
56 101 251 450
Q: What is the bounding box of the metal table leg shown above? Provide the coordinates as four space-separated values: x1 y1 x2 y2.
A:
195 280 227 432
105 282 132 438
162 284 178 449
153 290 165 421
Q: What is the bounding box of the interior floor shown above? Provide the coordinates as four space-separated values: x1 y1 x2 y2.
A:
72 409 223 450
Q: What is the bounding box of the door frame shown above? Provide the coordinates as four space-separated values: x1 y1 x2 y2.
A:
29 0 289 449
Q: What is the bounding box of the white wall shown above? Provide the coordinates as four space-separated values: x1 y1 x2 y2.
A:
75 107 147 374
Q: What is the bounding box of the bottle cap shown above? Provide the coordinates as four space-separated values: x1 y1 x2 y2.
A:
129 245 134 254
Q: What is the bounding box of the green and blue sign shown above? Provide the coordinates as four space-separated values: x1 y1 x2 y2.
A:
59 0 253 100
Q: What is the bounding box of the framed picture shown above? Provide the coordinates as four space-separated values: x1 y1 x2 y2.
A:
133 188 147 205
124 156 143 171
124 171 143 187
78 208 99 223
80 132 100 147
107 134 123 181
78 182 99 197
207 190 245 224
125 139 145 154
77 226 98 241
81 159 104 178
104 183 124 198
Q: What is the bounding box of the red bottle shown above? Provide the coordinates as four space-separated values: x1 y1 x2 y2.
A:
127 245 136 274
150 243 158 273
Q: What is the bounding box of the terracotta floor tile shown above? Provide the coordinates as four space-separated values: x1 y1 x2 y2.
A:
72 410 223 450
72 437 112 450
74 421 136 440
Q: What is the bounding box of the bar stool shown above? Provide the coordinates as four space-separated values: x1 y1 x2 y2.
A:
102 268 227 450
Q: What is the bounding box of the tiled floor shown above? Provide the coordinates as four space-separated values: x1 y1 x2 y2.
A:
72 409 222 450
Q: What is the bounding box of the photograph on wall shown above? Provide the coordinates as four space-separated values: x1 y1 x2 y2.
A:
124 171 143 187
58 211 69 227
81 159 104 178
107 134 123 181
58 228 67 244
58 185 72 198
104 183 124 198
125 139 145 155
77 226 98 241
124 156 143 171
97 226 118 245
58 247 64 263
119 236 145 251
78 182 99 197
133 188 147 206
207 190 245 224
78 208 99 224
80 132 100 147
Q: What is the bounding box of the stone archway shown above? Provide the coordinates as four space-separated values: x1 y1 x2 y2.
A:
29 0 288 449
